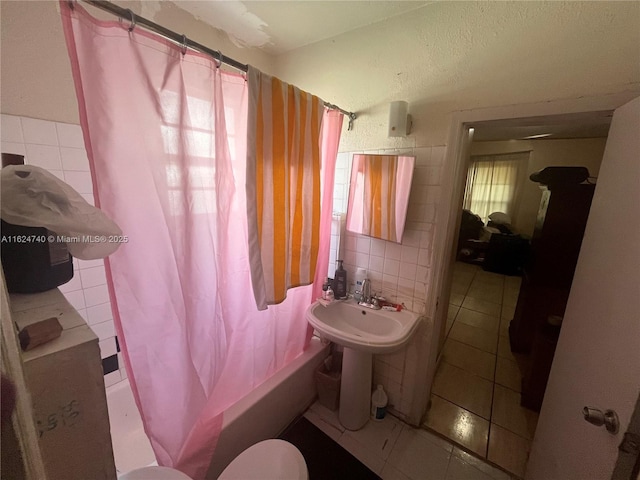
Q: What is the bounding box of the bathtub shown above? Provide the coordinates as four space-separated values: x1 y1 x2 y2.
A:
106 337 329 478
106 378 156 475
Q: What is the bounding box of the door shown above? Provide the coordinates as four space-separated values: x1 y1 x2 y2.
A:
526 96 640 479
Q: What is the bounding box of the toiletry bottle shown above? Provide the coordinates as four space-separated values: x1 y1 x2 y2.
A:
325 283 334 302
354 268 367 302
371 384 388 421
334 260 347 299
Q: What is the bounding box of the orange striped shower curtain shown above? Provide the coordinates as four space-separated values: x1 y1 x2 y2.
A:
246 67 324 310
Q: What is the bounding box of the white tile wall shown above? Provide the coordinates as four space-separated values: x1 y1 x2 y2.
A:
332 146 446 417
1 114 124 386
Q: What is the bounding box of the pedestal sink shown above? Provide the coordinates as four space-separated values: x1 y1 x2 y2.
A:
305 299 421 430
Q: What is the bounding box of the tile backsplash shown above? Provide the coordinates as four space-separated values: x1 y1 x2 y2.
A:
1 114 126 388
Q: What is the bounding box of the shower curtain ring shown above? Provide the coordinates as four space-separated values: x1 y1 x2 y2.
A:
181 35 188 56
124 9 136 32
217 50 223 68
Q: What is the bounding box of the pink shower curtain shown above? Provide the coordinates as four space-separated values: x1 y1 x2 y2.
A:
61 3 342 478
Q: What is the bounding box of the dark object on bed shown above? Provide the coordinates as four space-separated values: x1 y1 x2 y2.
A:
459 210 484 241
483 233 530 276
487 221 513 234
457 210 485 262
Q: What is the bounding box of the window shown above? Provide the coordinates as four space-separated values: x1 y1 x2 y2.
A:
463 152 529 224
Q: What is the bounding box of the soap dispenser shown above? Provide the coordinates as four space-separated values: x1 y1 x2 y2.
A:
333 260 347 299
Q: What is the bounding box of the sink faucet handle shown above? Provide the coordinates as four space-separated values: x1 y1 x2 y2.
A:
361 278 371 302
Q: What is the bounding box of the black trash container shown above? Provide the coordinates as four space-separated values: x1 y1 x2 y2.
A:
1 220 73 293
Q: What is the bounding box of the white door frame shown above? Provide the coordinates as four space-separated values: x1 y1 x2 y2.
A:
408 89 640 426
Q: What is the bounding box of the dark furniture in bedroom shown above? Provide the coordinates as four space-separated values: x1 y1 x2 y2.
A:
508 168 595 411
483 233 529 276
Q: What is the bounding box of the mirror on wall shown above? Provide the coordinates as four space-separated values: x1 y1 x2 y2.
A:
346 154 415 243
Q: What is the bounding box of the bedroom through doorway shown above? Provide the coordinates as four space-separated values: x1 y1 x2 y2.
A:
422 111 611 478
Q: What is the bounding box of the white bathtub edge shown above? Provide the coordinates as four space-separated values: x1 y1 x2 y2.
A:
206 337 329 478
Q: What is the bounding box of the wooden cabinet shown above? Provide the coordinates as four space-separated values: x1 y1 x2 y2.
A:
509 183 595 353
10 289 117 480
508 182 595 410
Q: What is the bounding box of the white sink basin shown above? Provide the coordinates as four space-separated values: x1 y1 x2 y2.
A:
306 299 422 430
306 299 421 354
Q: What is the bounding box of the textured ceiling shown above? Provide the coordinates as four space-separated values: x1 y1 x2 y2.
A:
161 1 622 142
169 1 429 54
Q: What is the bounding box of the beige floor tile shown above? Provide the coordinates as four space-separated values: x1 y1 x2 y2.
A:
448 304 460 321
424 394 489 457
442 339 496 381
504 275 522 290
453 270 475 287
467 283 504 304
495 357 523 392
450 322 498 354
432 362 494 419
502 288 519 307
499 317 511 337
488 424 530 478
446 317 455 338
461 297 502 317
452 448 513 480
497 334 515 359
456 308 501 333
496 336 530 374
491 385 538 440
500 304 515 321
454 261 480 274
474 270 505 286
451 293 465 306
452 280 471 296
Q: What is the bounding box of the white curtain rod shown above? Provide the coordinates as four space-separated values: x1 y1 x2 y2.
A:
70 0 357 130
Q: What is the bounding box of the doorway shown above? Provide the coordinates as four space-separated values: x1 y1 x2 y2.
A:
421 111 611 477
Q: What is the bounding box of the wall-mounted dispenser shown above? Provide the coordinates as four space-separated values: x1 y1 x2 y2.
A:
388 101 412 137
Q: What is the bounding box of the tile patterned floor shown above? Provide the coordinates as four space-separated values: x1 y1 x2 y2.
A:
304 401 513 480
423 262 537 478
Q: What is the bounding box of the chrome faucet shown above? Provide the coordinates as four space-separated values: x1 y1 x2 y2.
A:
358 279 381 309
361 278 371 303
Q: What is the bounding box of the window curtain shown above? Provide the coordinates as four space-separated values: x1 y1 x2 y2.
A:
246 67 324 310
61 3 342 478
463 152 530 224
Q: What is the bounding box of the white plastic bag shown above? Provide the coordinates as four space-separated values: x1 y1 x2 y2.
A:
1 165 123 260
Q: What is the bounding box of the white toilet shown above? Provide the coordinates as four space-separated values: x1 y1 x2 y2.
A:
119 439 308 480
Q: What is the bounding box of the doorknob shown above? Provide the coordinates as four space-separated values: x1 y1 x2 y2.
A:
583 406 620 434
